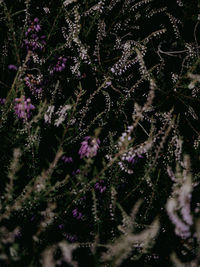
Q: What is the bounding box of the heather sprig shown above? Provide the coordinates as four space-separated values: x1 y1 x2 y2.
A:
0 0 200 265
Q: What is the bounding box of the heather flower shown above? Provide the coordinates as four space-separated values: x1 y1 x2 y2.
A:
72 208 83 220
166 199 191 239
65 233 78 243
119 154 144 174
24 74 43 98
24 18 46 52
79 196 86 202
25 18 41 36
24 35 46 51
0 98 5 105
166 155 193 239
127 154 143 164
43 7 50 14
94 180 106 193
50 56 67 74
78 136 100 159
62 155 73 163
44 105 55 124
54 104 71 127
8 64 17 71
14 96 35 120
63 0 77 7
72 169 80 176
126 155 137 165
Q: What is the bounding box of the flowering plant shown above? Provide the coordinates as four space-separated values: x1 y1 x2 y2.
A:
0 0 199 266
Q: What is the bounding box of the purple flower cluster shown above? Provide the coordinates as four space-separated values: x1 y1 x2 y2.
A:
94 180 106 193
127 154 143 165
118 153 144 174
24 74 43 98
8 64 18 71
78 136 100 159
50 56 67 74
0 98 5 105
65 233 78 243
26 18 41 34
14 96 35 120
62 155 73 163
24 18 46 51
72 208 83 220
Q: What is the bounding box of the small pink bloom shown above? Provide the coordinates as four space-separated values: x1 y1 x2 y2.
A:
78 136 100 159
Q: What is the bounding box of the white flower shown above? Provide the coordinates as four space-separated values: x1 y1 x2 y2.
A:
44 105 55 124
54 104 71 127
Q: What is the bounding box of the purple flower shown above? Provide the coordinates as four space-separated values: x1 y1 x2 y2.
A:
72 169 80 176
24 35 46 51
127 154 143 165
80 196 86 202
14 96 35 120
58 224 64 230
24 74 43 98
78 136 100 159
127 155 137 165
119 153 144 174
24 18 46 52
50 56 67 74
25 18 41 36
8 64 17 71
65 233 78 243
94 180 106 193
0 98 5 105
62 155 73 163
72 208 83 220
